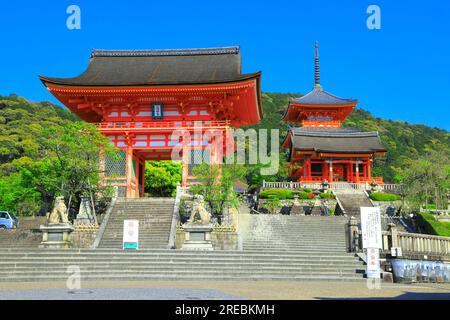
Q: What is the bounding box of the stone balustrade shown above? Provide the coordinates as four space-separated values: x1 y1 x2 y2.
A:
348 219 450 261
262 180 402 193
382 226 450 259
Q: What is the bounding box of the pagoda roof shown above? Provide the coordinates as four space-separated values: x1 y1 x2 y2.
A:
39 46 260 86
286 127 386 154
289 86 357 106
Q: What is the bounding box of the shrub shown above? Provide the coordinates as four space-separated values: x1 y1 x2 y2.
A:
328 207 335 216
319 192 336 199
297 191 313 200
369 192 401 202
259 197 282 214
259 189 293 200
302 188 312 193
417 212 450 237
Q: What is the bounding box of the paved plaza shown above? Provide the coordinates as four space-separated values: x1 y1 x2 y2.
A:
1 281 449 300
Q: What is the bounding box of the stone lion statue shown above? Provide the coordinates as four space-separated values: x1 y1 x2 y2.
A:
47 196 69 224
189 195 211 225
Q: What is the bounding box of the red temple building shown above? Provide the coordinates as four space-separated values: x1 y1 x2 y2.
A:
282 42 386 184
40 47 262 197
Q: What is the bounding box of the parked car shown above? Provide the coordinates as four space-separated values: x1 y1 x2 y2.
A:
0 211 19 229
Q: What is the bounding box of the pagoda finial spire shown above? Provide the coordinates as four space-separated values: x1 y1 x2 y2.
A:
314 40 321 88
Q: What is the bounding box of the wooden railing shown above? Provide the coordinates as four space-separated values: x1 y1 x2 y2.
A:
262 180 403 193
96 120 231 131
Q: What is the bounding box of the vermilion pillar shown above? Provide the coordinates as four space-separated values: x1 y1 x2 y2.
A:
323 160 329 182
367 159 372 180
141 158 146 197
328 159 333 182
355 160 360 183
126 145 134 198
349 161 354 182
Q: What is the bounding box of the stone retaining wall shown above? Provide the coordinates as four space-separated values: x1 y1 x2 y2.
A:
372 201 402 214
71 224 99 248
175 228 238 251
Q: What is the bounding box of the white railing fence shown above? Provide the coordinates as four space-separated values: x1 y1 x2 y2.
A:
262 180 402 193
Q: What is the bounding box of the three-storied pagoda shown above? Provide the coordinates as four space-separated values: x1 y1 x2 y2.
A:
282 42 386 183
40 47 262 197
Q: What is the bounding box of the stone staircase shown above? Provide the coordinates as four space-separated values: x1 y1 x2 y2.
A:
0 216 45 248
238 214 365 280
0 246 364 282
334 190 373 217
0 208 365 282
98 198 174 249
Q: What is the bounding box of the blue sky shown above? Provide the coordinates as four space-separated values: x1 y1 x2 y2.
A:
0 0 449 130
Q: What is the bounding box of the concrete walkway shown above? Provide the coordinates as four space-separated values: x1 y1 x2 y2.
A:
1 281 449 300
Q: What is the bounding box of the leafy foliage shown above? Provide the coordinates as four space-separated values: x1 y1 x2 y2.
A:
369 192 401 202
417 212 450 237
190 163 245 219
259 188 293 200
319 192 336 199
0 95 113 216
0 173 42 216
144 161 182 197
400 151 450 210
259 198 283 215
297 191 314 200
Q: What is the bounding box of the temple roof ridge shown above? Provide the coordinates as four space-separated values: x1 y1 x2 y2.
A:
289 86 357 105
292 127 380 138
90 46 240 58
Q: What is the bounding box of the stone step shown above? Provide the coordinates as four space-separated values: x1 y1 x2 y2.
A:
0 249 358 256
0 255 360 262
0 270 364 279
1 258 359 265
0 274 364 282
98 197 174 249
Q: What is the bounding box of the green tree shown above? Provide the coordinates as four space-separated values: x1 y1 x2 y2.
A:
402 151 450 210
190 163 245 222
0 173 42 216
260 197 282 214
144 161 182 197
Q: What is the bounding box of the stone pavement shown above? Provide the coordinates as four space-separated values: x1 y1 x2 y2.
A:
1 281 449 300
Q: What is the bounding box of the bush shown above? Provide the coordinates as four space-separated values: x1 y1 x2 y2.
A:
302 188 312 193
319 192 336 199
370 192 401 202
259 189 293 200
297 191 314 200
417 212 450 237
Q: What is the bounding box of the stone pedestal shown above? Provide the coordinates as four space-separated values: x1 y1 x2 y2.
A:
181 223 214 251
39 223 74 248
74 197 95 225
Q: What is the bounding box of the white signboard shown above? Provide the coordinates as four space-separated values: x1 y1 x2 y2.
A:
366 247 381 279
123 219 139 250
360 207 382 249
